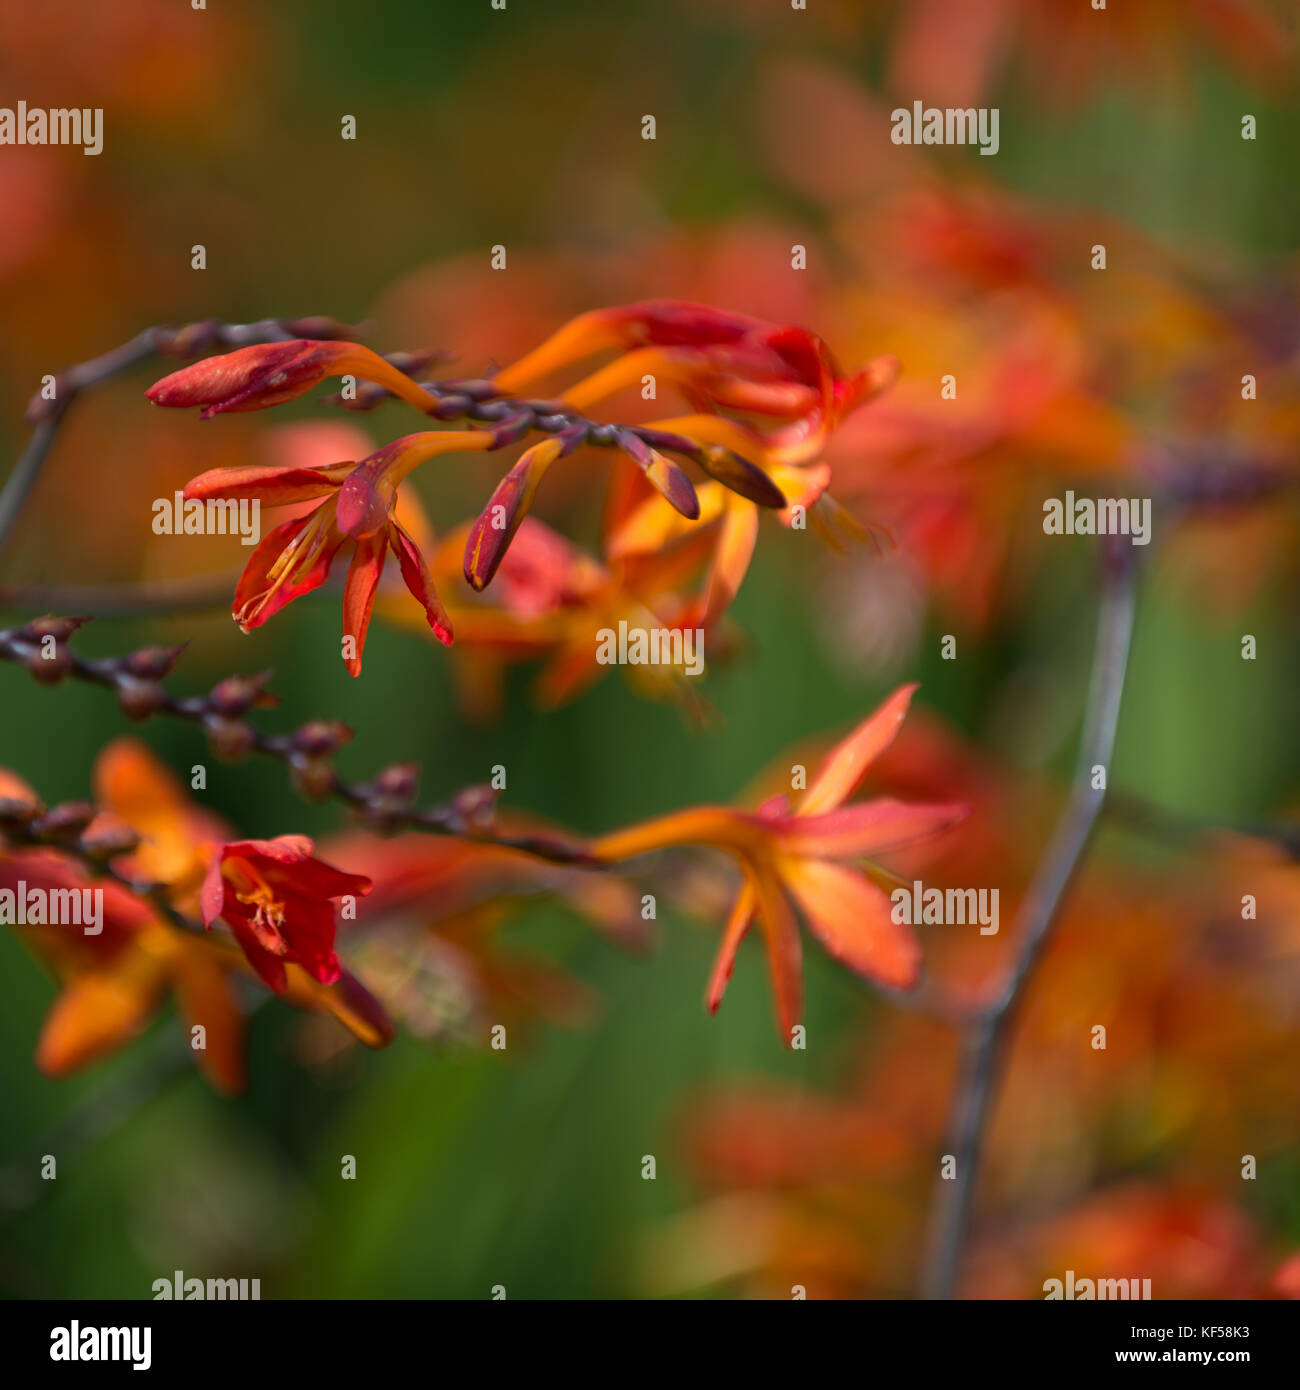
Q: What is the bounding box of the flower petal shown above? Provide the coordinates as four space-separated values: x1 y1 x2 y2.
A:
781 857 920 989
183 461 354 505
747 858 804 1045
705 880 757 1014
693 445 787 509
232 509 342 631
388 519 453 645
35 955 166 1075
801 684 919 815
341 533 386 677
170 947 246 1093
701 496 760 627
773 798 969 859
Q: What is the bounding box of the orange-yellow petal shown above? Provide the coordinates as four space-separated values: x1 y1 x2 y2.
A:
705 881 757 1015
801 684 918 816
780 856 920 990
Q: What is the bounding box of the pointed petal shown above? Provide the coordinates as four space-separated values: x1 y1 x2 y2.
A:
199 853 228 928
94 738 227 885
616 429 700 520
774 798 969 859
642 450 700 519
389 519 453 645
702 497 760 627
705 881 756 1014
226 915 289 993
184 461 353 505
748 859 803 1045
232 510 341 630
801 684 919 815
490 308 629 394
171 947 246 1093
341 534 386 676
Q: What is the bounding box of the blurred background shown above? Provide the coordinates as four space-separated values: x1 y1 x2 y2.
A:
0 0 1297 1298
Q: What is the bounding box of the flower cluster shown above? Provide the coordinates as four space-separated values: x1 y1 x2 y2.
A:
0 623 965 1075
146 301 894 679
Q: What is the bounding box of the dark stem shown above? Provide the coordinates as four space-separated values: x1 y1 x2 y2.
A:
921 539 1138 1299
0 618 598 867
0 316 785 580
0 320 310 557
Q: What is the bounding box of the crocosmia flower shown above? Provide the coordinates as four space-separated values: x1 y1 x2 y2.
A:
201 835 372 992
185 430 491 674
492 299 897 466
147 339 440 418
591 684 966 1042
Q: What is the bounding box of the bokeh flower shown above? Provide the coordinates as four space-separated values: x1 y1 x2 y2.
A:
591 685 967 1040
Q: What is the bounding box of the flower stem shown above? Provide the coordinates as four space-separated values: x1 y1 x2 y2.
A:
921 537 1138 1299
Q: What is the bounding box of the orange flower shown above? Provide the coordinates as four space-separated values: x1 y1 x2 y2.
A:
200 835 372 993
0 748 248 1090
3 743 401 1090
590 685 966 1041
147 339 440 418
185 430 492 674
493 299 896 468
404 516 736 716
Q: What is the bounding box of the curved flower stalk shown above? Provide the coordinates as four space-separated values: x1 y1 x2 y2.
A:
0 734 647 1088
588 685 968 1042
145 302 891 680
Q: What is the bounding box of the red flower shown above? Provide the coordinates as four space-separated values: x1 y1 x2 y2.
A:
185 430 491 674
147 339 440 418
492 299 895 466
200 836 372 992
